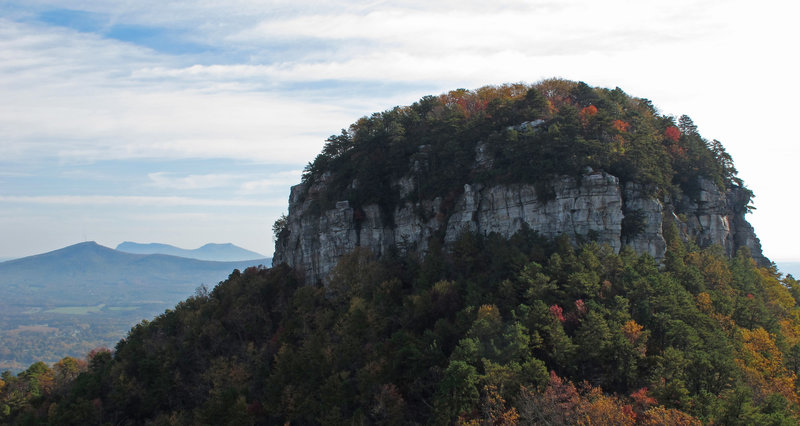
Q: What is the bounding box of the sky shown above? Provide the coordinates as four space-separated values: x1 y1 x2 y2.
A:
0 0 798 262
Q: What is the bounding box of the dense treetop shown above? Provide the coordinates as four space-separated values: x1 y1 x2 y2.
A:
302 80 746 215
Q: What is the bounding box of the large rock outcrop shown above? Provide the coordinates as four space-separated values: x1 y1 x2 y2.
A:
273 168 767 285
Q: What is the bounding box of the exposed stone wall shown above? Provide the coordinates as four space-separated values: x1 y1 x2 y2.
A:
443 173 623 251
273 171 767 285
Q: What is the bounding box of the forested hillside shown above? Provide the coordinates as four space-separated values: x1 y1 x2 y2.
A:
1 81 794 424
3 230 799 424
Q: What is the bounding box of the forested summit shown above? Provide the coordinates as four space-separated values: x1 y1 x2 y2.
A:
301 79 747 215
275 80 763 285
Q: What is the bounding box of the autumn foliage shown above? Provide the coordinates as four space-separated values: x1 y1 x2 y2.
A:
580 105 598 117
517 372 701 425
613 119 630 132
664 125 681 141
549 304 566 322
577 105 597 127
736 327 799 405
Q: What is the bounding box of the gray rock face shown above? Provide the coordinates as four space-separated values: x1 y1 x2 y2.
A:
273 172 767 285
443 173 624 251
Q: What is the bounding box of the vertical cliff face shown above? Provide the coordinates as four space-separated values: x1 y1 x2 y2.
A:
443 173 624 250
273 170 767 285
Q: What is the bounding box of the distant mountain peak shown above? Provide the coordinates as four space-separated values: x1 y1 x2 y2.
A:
69 241 99 247
53 241 113 254
199 243 235 248
116 241 265 262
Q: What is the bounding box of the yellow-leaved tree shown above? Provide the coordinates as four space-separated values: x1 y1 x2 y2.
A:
736 327 798 404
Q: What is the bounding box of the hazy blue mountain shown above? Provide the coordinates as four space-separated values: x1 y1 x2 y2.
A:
0 241 270 308
0 241 271 371
115 241 265 261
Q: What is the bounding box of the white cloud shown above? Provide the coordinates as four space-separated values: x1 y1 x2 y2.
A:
147 172 241 190
237 170 303 195
0 19 358 165
144 170 302 193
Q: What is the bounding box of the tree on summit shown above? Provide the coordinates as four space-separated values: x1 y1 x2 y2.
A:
678 115 698 136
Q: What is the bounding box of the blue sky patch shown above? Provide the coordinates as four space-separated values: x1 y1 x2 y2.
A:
37 8 211 55
38 9 105 33
105 25 211 55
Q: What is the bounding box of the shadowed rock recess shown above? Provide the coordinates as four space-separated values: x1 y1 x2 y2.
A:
273 82 767 284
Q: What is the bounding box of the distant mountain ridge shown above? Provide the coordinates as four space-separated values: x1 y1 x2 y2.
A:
116 241 265 261
0 241 270 371
0 241 270 307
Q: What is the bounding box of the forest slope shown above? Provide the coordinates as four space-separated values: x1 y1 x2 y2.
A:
5 233 799 424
